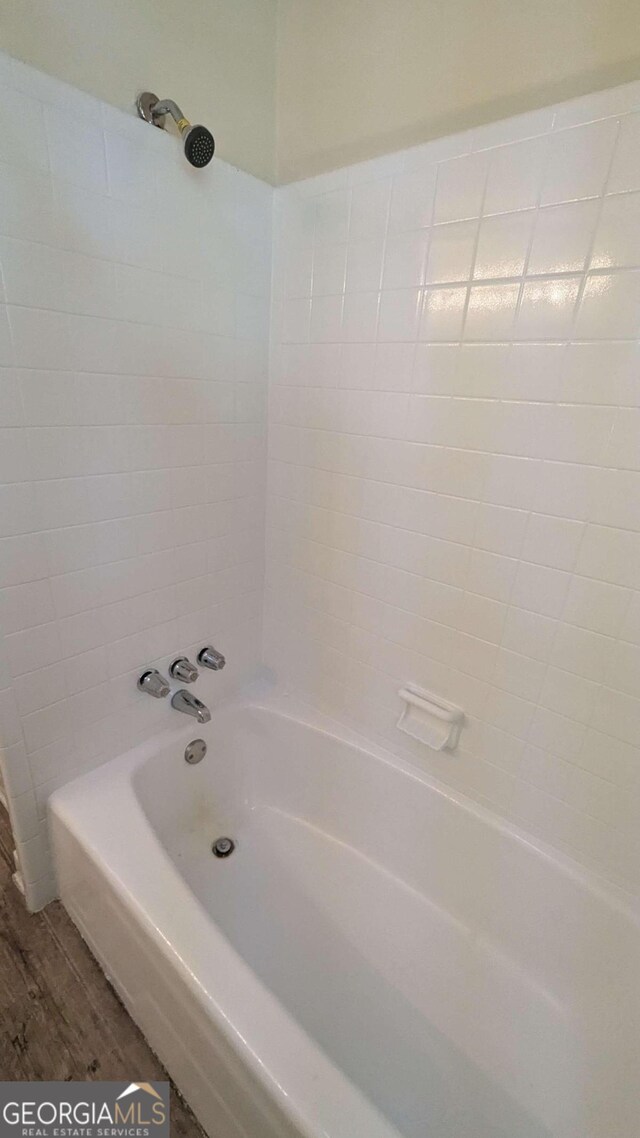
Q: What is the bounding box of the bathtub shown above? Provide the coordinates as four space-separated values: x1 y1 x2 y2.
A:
50 694 639 1138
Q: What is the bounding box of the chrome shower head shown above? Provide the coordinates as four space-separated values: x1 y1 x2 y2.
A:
137 92 215 168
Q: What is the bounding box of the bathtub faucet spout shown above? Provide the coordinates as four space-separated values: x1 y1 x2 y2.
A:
171 689 211 724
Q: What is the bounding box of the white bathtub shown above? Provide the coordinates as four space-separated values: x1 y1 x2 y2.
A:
50 695 639 1138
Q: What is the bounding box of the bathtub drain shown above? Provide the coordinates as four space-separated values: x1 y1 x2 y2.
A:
212 837 235 858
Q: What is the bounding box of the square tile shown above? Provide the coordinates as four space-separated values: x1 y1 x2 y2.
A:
425 220 477 284
419 286 467 341
315 190 350 245
484 136 549 214
388 167 437 232
378 288 421 342
383 231 427 290
521 514 585 571
515 277 581 339
541 119 618 205
575 270 640 339
434 153 489 223
350 179 391 241
528 200 599 274
312 242 346 295
347 238 385 292
464 283 519 341
590 192 640 270
474 211 534 279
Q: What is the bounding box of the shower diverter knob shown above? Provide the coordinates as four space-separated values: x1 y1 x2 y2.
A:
170 656 199 684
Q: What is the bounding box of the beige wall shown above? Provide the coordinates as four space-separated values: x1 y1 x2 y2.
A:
0 0 278 182
1 0 639 186
276 0 640 183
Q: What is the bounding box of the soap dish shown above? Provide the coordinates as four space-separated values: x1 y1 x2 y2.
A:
397 684 463 752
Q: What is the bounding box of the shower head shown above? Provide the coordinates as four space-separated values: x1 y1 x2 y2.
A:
137 92 215 168
182 123 215 168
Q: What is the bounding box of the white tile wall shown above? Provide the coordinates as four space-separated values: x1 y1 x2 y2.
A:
267 80 640 900
0 53 271 907
1 52 639 910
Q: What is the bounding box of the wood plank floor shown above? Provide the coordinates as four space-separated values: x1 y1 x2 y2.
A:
0 803 206 1137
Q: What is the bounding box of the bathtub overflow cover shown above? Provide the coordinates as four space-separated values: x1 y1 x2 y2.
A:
185 739 207 764
212 837 235 858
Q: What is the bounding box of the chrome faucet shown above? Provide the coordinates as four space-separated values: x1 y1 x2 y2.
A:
171 689 211 724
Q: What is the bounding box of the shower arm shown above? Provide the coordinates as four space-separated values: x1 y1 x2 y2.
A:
151 98 191 133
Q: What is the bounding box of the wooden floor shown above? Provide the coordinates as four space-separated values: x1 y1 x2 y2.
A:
0 803 205 1137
